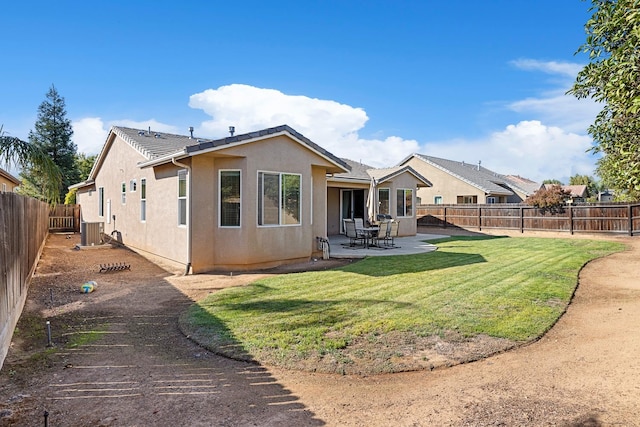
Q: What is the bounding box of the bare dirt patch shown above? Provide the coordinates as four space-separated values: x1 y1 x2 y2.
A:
1 231 639 426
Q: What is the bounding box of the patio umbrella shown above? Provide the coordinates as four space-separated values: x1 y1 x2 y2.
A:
366 177 377 223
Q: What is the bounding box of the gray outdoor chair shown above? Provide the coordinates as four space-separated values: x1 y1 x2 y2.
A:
343 219 365 247
374 220 390 246
385 220 399 246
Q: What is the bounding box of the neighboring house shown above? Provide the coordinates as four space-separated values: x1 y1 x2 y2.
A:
326 158 431 236
598 190 614 202
71 125 349 273
543 184 588 204
398 154 538 205
0 167 21 193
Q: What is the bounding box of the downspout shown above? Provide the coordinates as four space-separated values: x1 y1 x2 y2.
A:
172 157 192 275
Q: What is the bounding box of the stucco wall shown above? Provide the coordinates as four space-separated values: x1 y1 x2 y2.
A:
77 136 189 268
78 132 340 273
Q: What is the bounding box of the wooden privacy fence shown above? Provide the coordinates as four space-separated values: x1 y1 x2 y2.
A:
49 204 80 232
417 203 640 236
0 193 49 369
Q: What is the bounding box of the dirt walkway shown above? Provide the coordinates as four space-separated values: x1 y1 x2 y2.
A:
1 232 639 426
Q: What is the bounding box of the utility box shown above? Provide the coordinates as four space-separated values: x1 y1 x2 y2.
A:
81 222 104 246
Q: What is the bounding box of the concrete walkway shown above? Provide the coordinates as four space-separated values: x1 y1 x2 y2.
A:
328 232 447 258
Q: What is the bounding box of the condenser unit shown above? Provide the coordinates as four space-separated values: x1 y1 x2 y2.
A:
81 222 104 246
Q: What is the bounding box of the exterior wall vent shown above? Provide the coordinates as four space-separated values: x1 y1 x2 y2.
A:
81 222 104 246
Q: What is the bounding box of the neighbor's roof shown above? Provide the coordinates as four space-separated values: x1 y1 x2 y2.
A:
399 154 521 196
559 184 588 198
501 174 541 197
0 167 21 186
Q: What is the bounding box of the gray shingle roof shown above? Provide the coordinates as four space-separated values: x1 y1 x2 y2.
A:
114 125 349 173
331 159 431 187
410 154 515 195
113 127 206 160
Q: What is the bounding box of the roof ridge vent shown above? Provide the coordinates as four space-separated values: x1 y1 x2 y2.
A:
154 133 161 138
138 130 145 136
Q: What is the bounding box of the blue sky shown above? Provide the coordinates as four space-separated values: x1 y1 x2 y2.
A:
1 1 599 183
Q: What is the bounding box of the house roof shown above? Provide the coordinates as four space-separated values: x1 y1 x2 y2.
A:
0 167 21 186
330 158 431 187
544 184 588 198
71 125 350 189
501 175 541 197
400 154 516 196
132 125 350 173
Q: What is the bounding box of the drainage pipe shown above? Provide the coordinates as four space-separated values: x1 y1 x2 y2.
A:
172 157 192 275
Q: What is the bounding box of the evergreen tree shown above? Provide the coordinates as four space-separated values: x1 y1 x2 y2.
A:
20 85 79 202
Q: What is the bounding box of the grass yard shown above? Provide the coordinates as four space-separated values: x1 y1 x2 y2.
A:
180 236 624 374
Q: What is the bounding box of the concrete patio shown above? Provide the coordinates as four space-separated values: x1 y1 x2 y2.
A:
327 232 448 258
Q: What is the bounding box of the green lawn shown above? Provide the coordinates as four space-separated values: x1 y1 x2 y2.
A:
180 236 624 373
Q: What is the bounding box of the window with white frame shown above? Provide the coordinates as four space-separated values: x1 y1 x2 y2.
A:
486 196 496 204
396 188 413 217
140 179 146 221
130 179 137 192
178 170 187 226
121 182 126 204
220 170 241 227
434 195 443 204
258 171 301 226
378 188 390 215
1 183 6 192
98 187 104 216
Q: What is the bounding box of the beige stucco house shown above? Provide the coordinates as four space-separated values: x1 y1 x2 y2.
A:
398 154 538 205
327 159 431 236
0 167 20 193
72 125 349 273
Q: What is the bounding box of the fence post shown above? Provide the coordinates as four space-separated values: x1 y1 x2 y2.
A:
520 206 524 233
629 205 633 237
478 206 482 231
569 205 574 235
443 206 447 229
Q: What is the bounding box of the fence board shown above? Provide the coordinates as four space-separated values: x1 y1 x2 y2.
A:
0 193 49 369
417 203 640 235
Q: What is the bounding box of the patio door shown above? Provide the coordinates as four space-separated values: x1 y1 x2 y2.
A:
340 189 365 233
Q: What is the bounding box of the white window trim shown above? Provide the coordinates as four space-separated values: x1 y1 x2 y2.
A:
378 187 391 215
178 169 188 227
486 196 496 204
219 169 242 228
130 179 137 192
257 170 302 227
140 178 146 222
121 182 126 205
396 188 414 218
434 195 443 205
98 187 104 217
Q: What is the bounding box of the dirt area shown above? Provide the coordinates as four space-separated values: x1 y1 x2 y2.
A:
1 229 639 426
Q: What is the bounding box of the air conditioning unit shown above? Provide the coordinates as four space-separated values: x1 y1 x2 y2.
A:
81 222 104 246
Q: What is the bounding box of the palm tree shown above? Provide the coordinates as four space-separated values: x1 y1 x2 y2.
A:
0 125 62 203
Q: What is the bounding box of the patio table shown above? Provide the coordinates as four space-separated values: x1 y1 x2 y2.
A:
357 226 379 249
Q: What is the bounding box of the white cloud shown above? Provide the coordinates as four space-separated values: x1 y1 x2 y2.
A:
423 120 596 183
510 59 583 78
72 117 108 155
189 84 419 167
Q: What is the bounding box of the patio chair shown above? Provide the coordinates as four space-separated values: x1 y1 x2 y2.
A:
354 217 365 230
343 219 365 247
374 220 390 246
385 220 399 246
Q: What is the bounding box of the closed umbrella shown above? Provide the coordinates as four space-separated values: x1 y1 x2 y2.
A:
366 177 377 224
